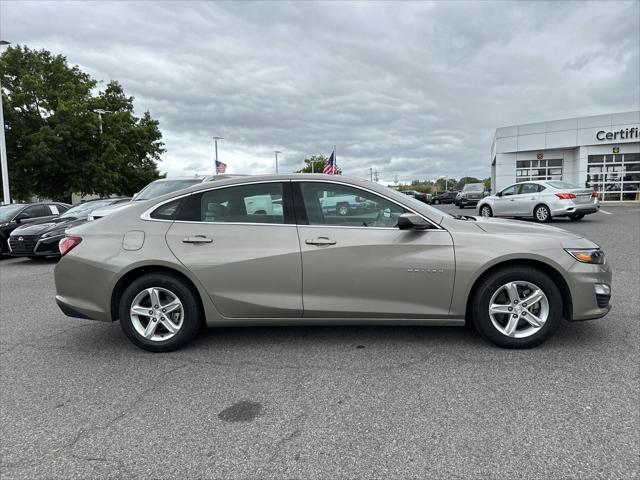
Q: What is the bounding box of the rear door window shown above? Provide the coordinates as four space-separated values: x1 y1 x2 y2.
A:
177 183 288 224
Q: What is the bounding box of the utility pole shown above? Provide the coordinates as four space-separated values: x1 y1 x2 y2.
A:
0 40 11 204
274 150 281 174
93 109 111 135
369 167 373 182
212 136 223 174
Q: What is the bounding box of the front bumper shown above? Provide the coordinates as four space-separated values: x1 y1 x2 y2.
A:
566 260 612 321
9 235 63 257
460 197 481 206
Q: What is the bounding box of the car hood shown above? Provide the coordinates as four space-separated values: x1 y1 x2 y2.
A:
10 217 87 236
474 217 598 248
473 216 581 237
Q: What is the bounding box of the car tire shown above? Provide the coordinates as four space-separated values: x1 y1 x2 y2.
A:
434 199 440 205
480 205 493 217
459 204 464 209
471 266 562 348
119 273 203 352
533 204 552 223
569 213 585 221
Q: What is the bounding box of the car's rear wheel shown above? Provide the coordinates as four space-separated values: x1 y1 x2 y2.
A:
534 204 551 223
459 204 464 209
433 199 440 205
480 205 493 217
337 203 349 216
569 213 585 221
471 267 562 348
119 273 202 352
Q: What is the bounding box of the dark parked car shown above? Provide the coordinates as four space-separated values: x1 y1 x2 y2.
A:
431 191 458 205
457 183 486 208
8 198 130 258
0 203 70 256
401 190 431 203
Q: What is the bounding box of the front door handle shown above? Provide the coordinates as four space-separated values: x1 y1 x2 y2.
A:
182 235 213 244
305 237 336 246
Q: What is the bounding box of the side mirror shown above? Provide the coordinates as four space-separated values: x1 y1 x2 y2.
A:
14 212 30 223
496 191 503 197
398 213 430 230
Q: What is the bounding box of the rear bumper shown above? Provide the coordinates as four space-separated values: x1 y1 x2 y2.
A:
551 202 600 217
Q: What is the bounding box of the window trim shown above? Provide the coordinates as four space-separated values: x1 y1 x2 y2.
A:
141 178 443 230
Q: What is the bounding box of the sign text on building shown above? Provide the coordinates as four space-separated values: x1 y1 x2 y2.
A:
596 127 639 141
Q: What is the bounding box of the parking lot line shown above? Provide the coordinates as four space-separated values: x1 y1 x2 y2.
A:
599 209 612 215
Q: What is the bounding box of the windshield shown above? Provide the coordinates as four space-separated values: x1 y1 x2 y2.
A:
135 179 202 201
0 205 25 222
546 181 579 190
462 184 484 192
59 199 116 219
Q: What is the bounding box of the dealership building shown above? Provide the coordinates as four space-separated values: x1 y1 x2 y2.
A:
491 111 640 201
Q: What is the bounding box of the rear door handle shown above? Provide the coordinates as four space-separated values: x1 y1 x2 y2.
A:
305 237 336 246
182 235 213 244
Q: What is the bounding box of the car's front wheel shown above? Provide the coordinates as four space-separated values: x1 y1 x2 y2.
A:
479 205 493 217
471 267 562 348
119 273 202 352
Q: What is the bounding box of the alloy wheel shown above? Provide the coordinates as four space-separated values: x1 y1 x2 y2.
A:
480 205 492 217
535 206 549 222
129 287 184 342
488 281 549 338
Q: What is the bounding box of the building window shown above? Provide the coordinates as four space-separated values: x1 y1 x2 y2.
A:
587 153 640 201
515 159 563 183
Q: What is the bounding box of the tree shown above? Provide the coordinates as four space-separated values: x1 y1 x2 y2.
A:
434 177 457 192
0 45 164 202
296 154 342 175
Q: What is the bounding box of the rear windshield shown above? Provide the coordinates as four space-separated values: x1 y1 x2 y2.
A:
135 179 202 201
546 181 578 189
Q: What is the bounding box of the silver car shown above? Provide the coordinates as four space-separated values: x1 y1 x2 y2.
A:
477 180 600 222
54 174 611 352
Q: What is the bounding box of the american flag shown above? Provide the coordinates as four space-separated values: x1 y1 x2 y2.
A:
215 160 227 174
323 150 336 174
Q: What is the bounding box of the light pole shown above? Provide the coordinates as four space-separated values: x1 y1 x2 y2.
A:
93 109 111 135
274 150 281 174
0 40 11 204
212 136 223 174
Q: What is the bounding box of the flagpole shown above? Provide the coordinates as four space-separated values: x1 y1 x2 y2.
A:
333 145 336 175
212 136 223 176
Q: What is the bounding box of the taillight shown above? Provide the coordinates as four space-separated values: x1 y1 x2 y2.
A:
59 236 82 256
591 191 598 198
555 193 577 200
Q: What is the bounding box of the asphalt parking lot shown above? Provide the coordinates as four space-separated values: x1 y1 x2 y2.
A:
1 204 638 479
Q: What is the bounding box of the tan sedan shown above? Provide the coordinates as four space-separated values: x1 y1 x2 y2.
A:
54 174 612 351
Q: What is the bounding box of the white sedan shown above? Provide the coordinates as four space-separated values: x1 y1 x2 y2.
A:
477 180 600 223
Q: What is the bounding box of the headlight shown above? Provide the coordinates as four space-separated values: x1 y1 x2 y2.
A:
565 248 605 264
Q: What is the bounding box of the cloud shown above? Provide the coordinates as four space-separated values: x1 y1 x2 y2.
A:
2 0 638 183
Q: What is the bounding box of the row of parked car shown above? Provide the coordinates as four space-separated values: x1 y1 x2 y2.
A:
401 183 488 208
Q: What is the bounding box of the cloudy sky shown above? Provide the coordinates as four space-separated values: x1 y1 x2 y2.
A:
2 1 639 183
